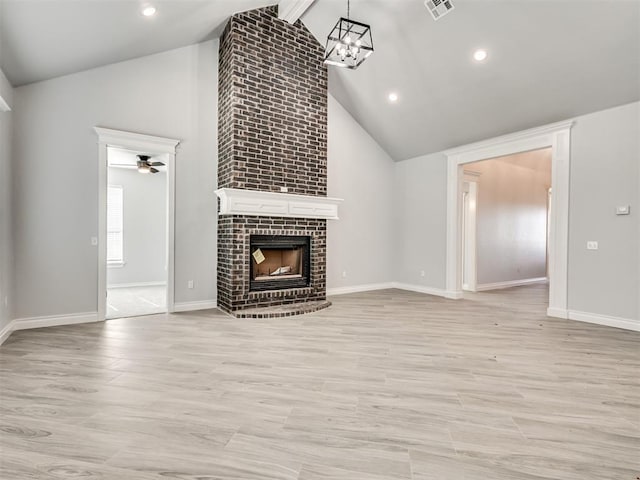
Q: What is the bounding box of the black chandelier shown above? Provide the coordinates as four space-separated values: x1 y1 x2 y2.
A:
323 0 373 69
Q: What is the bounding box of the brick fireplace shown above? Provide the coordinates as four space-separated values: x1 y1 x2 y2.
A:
216 6 337 317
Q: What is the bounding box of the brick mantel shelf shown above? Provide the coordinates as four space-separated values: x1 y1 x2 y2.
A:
215 188 343 220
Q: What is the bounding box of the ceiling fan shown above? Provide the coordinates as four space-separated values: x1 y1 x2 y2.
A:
110 155 165 174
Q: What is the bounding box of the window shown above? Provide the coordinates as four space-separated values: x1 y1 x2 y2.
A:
107 185 124 265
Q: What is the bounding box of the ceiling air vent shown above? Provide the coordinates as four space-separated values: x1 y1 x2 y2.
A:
425 0 454 21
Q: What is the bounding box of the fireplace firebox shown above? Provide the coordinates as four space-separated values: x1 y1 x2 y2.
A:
250 235 311 292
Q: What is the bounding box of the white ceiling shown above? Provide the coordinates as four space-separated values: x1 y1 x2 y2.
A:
0 0 273 86
301 0 640 159
1 0 638 160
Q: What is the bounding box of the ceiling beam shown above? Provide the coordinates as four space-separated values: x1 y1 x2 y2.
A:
278 0 315 24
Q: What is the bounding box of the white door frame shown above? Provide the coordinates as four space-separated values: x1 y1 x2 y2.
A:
462 174 479 292
444 120 573 318
94 127 180 321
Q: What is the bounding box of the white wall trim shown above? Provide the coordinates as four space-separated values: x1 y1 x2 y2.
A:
108 281 167 289
391 282 450 298
462 179 478 292
278 0 315 23
95 127 180 320
0 95 10 112
568 310 640 332
327 282 394 296
546 307 568 319
94 127 179 154
0 312 99 346
475 277 548 292
445 119 574 316
0 322 14 345
173 300 218 313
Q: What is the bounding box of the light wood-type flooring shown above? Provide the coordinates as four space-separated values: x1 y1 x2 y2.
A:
1 284 638 479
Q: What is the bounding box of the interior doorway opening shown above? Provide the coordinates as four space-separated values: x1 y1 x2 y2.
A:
445 120 573 318
94 127 180 321
461 148 552 296
106 147 169 319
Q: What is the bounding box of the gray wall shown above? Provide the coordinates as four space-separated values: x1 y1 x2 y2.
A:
326 94 395 290
12 41 218 319
469 154 551 285
393 152 448 289
394 101 639 323
0 68 13 332
107 163 167 287
568 102 639 321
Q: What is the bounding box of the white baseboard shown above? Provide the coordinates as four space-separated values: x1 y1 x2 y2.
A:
0 321 14 345
475 277 548 292
0 312 99 346
568 310 640 332
108 281 167 289
173 300 218 313
391 282 449 298
546 307 569 319
327 283 395 296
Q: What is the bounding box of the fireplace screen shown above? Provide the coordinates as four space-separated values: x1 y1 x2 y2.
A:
250 235 311 291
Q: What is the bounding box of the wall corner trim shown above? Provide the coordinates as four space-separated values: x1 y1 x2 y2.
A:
546 307 569 319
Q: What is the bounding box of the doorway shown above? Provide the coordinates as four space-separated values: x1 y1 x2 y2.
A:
445 120 573 318
106 148 168 319
461 149 551 294
94 127 180 321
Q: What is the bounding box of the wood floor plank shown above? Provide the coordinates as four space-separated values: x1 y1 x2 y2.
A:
1 284 638 479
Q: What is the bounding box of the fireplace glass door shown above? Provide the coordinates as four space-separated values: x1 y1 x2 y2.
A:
250 235 311 291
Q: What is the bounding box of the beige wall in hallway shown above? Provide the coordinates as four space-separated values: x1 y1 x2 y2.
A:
465 149 551 286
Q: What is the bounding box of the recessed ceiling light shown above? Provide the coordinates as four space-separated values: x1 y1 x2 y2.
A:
473 49 488 62
142 6 156 17
388 92 399 102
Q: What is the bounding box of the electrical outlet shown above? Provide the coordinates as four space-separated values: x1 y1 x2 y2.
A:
420 270 425 277
90 237 98 246
280 186 289 193
587 241 598 250
188 280 194 289
342 270 347 278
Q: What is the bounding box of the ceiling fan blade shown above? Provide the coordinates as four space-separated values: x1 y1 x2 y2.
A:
148 162 165 166
150 167 159 174
110 164 137 169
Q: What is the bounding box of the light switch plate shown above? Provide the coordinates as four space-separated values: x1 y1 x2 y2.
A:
616 205 630 215
587 241 598 250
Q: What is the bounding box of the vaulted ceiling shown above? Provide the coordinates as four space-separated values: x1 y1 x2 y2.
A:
1 0 638 160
